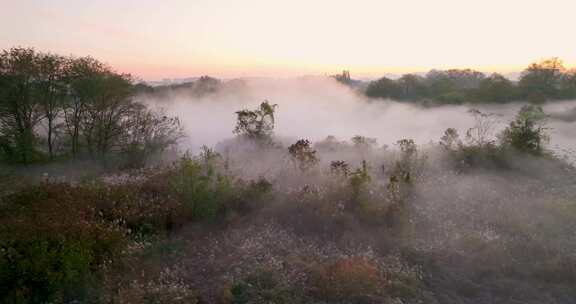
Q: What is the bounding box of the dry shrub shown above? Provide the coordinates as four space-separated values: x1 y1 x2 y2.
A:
308 256 386 302
0 183 126 303
96 182 184 235
111 271 198 304
224 268 301 304
0 179 184 303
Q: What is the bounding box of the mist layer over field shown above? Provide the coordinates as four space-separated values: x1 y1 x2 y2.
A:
128 77 576 303
4 60 576 303
140 77 576 161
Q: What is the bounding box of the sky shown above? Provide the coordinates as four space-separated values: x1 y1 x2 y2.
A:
1 0 575 80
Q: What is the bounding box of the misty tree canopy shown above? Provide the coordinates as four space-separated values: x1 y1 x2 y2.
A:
364 58 576 104
0 47 182 165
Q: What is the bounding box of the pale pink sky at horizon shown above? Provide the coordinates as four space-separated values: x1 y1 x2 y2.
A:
1 0 575 81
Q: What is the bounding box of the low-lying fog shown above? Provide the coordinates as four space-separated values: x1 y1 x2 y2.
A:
140 77 576 161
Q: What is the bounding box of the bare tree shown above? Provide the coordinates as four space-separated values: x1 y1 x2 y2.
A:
121 104 183 167
465 109 500 147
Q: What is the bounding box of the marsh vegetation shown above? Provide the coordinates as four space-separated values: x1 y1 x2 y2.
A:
2 48 576 303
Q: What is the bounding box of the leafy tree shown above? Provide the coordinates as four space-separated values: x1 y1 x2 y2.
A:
121 105 183 168
519 57 565 102
560 69 576 99
443 69 485 89
423 70 455 99
330 160 350 177
366 68 489 104
63 57 135 159
288 139 319 172
80 71 134 157
0 47 42 163
192 75 220 96
396 74 428 100
0 47 182 166
439 128 463 151
362 59 576 105
426 69 485 104
365 77 400 99
349 160 371 210
426 69 484 91
36 52 68 159
351 135 377 149
64 56 108 158
234 100 277 143
499 105 548 155
477 73 517 103
435 91 467 104
397 139 417 166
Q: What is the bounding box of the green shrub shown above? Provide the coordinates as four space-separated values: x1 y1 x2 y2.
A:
288 139 319 172
233 177 273 214
169 153 273 220
349 160 371 210
439 127 509 170
0 237 105 303
169 154 235 220
499 105 549 155
436 91 466 104
0 179 185 303
95 182 182 236
0 184 126 303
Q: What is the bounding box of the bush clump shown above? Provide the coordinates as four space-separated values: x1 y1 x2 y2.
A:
0 184 125 303
225 269 301 304
308 256 386 303
168 150 273 220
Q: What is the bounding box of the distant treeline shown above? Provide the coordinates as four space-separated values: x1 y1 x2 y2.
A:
0 47 182 165
134 75 222 98
363 58 576 104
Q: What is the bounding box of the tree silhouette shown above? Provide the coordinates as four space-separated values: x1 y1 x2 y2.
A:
234 100 277 143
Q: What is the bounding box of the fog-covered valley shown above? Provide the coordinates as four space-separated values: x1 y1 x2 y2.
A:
2 47 576 304
141 77 576 163
4 0 576 301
